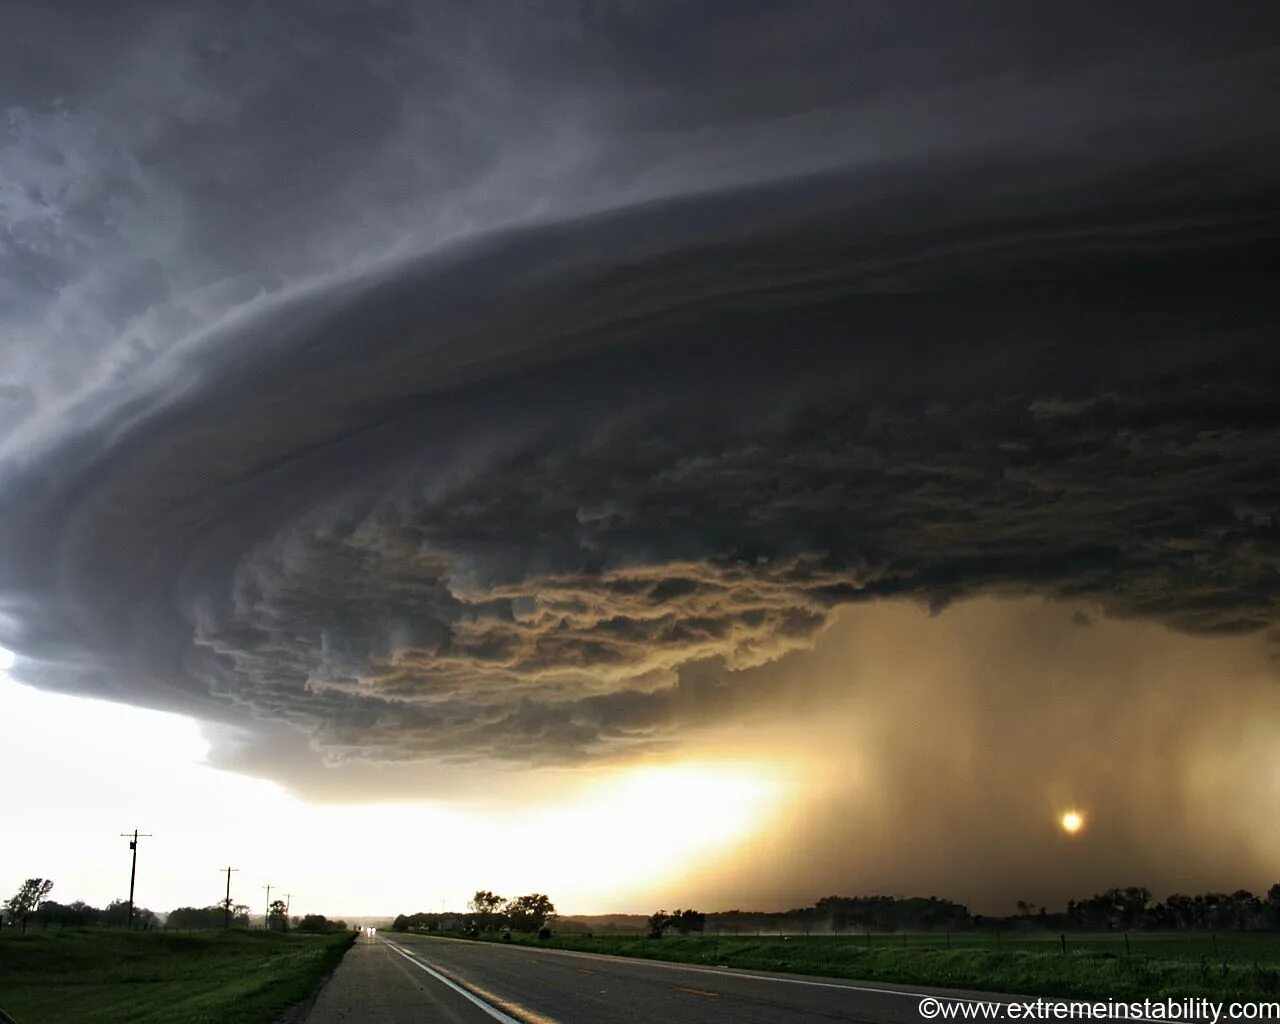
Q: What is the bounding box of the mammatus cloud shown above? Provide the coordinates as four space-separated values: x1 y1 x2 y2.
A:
1 2 1278 776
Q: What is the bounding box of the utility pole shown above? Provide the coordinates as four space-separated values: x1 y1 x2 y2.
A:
220 867 239 929
119 830 152 929
263 884 273 931
285 893 295 916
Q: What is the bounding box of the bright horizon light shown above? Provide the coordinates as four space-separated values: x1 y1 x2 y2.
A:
515 762 784 907
0 653 785 917
1060 810 1084 835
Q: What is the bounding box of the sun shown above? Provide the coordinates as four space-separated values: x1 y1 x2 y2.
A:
1060 809 1084 834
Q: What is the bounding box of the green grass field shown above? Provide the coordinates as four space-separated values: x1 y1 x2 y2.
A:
467 930 1280 999
0 928 353 1024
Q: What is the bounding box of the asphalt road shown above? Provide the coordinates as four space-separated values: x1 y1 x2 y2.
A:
301 933 502 1024
305 932 1029 1024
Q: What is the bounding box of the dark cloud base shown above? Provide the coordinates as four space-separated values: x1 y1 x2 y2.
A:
3 163 1277 768
1 1 1278 776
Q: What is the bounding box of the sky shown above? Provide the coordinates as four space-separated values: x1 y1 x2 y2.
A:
2 1 1279 918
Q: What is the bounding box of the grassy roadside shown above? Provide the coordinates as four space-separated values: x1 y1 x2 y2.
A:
455 931 1280 999
0 928 354 1024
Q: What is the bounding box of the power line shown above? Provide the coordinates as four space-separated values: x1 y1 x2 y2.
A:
119 830 152 930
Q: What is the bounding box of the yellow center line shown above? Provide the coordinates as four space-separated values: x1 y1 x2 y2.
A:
382 939 564 1024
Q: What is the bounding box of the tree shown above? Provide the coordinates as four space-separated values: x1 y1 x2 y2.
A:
1164 893 1195 930
5 878 53 932
1228 890 1262 930
35 899 101 928
468 890 506 930
391 911 442 932
103 899 130 927
268 899 289 931
168 904 247 930
673 908 706 935
1267 884 1280 926
167 906 223 930
101 898 155 929
648 910 674 939
504 894 554 932
1073 887 1150 930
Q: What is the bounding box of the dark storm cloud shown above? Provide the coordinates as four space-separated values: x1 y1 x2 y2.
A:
1 1 1278 774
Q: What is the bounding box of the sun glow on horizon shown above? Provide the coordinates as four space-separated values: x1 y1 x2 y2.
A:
0 660 787 914
484 760 787 908
1060 809 1084 835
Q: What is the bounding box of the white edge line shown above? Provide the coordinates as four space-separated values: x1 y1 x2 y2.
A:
383 939 525 1024
452 937 985 999
390 934 1163 1023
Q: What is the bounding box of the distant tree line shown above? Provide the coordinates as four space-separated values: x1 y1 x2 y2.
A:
390 910 444 933
391 886 1280 939
296 914 350 933
44 900 160 929
694 895 971 935
812 895 971 932
647 908 706 938
168 905 251 930
460 891 556 934
392 891 556 937
706 888 1280 934
2 877 347 933
548 885 1280 937
1058 886 1280 932
2 879 160 932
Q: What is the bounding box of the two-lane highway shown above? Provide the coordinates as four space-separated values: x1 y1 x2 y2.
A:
304 932 1027 1023
302 933 502 1023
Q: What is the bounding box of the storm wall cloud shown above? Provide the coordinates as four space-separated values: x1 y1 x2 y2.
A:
2 2 1278 782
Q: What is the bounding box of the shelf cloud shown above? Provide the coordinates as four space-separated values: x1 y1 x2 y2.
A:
2 1 1278 781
